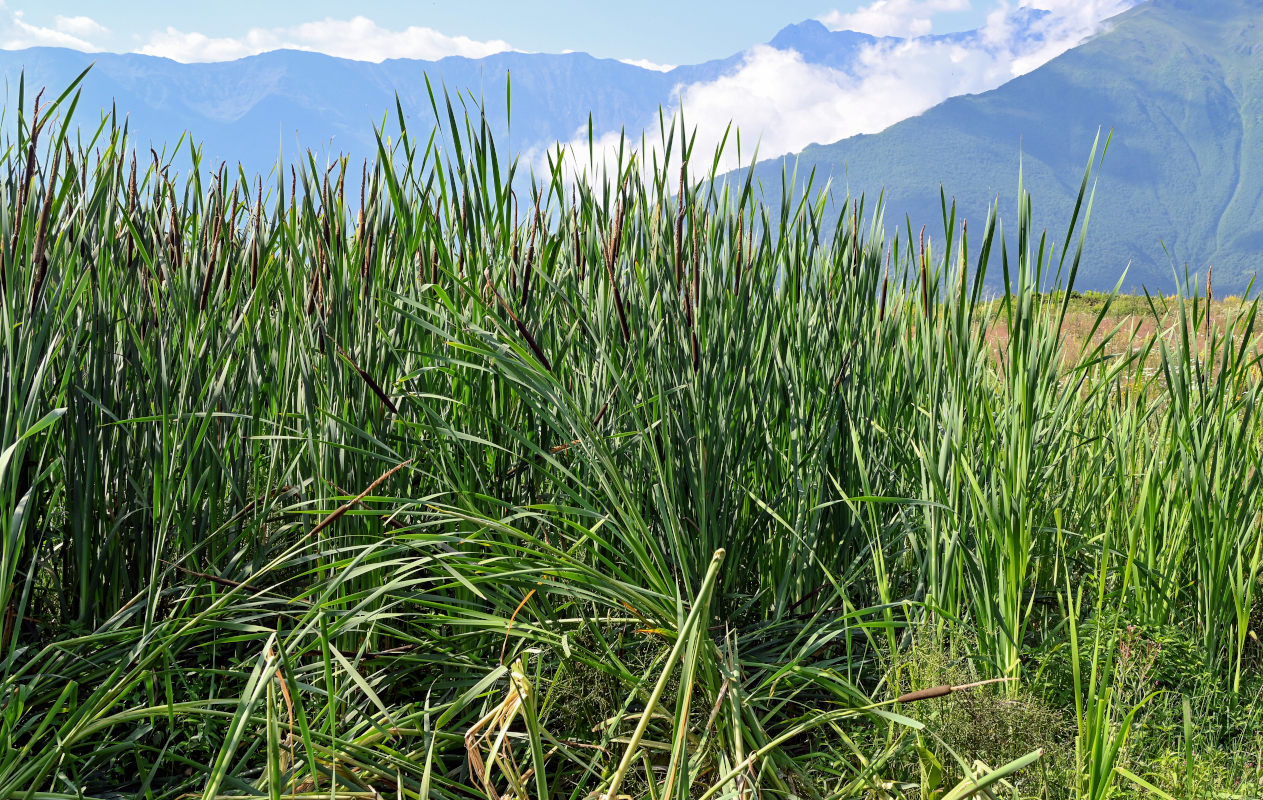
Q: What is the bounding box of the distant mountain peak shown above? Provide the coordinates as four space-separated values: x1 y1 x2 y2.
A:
765 20 887 73
769 20 881 49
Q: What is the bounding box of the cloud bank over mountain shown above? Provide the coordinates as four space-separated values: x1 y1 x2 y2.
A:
820 0 972 38
136 17 515 63
0 9 515 63
551 0 1141 179
0 8 108 50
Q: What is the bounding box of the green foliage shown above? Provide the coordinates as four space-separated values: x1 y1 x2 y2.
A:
890 630 1076 799
0 71 1260 800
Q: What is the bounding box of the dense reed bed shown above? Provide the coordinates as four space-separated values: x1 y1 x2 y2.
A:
2 77 1262 799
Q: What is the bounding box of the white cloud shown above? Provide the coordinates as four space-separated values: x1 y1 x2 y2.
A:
619 58 676 72
1008 0 1137 74
1 10 103 51
820 0 972 38
545 0 1139 182
137 16 513 63
54 15 109 38
138 28 280 62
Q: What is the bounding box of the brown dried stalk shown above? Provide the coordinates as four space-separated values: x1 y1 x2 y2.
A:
9 88 45 264
357 158 367 238
221 185 239 292
307 459 413 540
895 677 1012 704
197 179 225 312
166 180 181 275
604 196 631 343
126 155 138 266
503 386 618 480
330 337 399 414
360 229 375 301
521 193 541 309
163 560 303 604
306 238 327 317
674 160 688 286
485 269 553 372
29 142 62 309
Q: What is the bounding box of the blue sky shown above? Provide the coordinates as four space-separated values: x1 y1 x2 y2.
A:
2 1 1021 65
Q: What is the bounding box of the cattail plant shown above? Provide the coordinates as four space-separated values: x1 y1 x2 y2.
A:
0 76 1258 800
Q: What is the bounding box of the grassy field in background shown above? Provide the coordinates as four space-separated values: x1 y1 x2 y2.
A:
3 78 1263 800
986 291 1263 375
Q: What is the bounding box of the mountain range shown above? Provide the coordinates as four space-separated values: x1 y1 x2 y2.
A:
1 0 1259 291
759 0 1262 292
0 8 1053 174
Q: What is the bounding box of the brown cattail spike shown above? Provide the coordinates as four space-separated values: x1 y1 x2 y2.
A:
29 140 62 309
357 158 367 238
895 677 1012 704
307 460 412 540
361 230 375 301
167 180 181 276
521 193 541 308
221 184 239 292
604 196 631 344
306 239 326 317
9 88 46 269
674 160 687 286
126 155 138 266
895 685 952 704
331 337 399 414
485 269 553 372
198 175 225 312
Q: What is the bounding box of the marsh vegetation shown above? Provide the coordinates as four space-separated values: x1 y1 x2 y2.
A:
2 79 1262 799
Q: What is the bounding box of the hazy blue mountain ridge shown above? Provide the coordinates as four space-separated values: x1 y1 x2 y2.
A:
1 47 704 173
0 12 1043 176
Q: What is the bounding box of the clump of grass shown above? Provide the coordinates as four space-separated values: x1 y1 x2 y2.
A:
889 629 1076 798
0 70 1260 800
